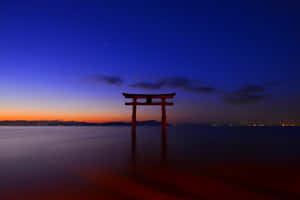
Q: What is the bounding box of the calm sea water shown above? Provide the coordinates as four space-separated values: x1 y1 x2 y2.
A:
0 126 300 191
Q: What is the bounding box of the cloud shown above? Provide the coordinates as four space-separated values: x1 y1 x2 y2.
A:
160 77 190 88
184 86 216 93
130 77 216 94
84 73 285 106
264 81 286 86
130 82 163 89
224 93 267 105
84 75 216 94
224 85 267 105
236 85 265 94
87 74 123 86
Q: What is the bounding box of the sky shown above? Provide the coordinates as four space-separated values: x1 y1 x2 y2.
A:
0 0 299 123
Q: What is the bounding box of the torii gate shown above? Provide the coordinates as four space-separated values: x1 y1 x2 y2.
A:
123 93 176 164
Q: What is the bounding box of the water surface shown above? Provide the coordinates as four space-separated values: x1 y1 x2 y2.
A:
1 126 300 199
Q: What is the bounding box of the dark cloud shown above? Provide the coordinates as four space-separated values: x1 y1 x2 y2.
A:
160 77 190 88
87 74 123 86
224 85 267 105
84 74 285 106
236 85 265 94
264 81 286 86
184 86 216 93
130 77 216 94
130 82 163 89
224 93 267 105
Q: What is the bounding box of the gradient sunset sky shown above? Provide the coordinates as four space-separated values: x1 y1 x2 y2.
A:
0 0 299 123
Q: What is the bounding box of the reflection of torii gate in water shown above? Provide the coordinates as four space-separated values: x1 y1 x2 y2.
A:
123 93 176 165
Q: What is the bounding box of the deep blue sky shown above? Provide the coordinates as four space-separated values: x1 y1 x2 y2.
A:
0 0 299 122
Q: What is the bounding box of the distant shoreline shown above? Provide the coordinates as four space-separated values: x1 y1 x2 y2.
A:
0 120 299 127
0 120 300 128
0 120 170 127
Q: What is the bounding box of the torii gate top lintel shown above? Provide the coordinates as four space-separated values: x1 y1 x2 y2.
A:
123 93 176 106
123 93 176 99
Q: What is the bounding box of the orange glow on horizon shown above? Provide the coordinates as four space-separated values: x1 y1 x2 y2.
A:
0 108 171 123
0 108 127 123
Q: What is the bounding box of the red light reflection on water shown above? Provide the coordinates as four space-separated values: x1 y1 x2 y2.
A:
2 162 300 200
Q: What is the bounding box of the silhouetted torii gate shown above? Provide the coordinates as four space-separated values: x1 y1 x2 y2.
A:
123 93 176 165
